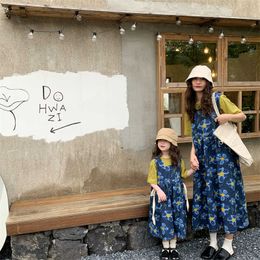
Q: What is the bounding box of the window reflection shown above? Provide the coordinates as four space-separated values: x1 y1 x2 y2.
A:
228 42 260 81
163 93 181 114
165 40 217 83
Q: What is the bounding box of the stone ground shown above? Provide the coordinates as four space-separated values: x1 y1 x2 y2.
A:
84 227 260 260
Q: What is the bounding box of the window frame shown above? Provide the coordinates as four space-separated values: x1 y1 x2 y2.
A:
157 33 260 142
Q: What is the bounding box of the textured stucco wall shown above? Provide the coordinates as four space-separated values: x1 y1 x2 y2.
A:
2 0 260 20
0 8 259 203
0 15 154 202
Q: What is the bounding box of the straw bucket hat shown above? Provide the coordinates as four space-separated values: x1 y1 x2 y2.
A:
156 128 178 146
186 65 213 84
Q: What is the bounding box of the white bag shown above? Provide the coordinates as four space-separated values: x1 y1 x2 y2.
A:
212 92 253 167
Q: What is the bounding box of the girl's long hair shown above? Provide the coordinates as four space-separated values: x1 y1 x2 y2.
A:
152 142 181 166
185 79 213 122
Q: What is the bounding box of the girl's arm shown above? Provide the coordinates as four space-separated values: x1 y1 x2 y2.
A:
190 142 199 170
216 112 246 124
151 184 167 202
181 159 195 178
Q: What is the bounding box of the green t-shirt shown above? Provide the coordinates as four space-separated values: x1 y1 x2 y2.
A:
147 157 189 185
184 94 242 136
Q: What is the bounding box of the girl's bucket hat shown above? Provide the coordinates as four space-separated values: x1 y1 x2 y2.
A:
156 128 178 146
186 65 213 84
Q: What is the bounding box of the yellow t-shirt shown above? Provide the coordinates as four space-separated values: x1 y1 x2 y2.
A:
147 157 189 185
184 94 242 136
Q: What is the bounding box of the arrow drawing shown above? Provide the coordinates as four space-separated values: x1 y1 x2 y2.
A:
50 122 81 134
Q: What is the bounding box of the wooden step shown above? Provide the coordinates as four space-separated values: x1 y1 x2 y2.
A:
6 175 260 236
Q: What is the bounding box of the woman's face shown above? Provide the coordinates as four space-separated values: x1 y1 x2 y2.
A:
157 139 171 152
191 77 207 92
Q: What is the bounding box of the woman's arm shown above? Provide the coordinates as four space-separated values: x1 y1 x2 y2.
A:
218 95 247 124
216 112 246 124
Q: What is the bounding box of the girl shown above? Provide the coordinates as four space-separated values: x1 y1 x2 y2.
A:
185 65 249 260
147 128 193 260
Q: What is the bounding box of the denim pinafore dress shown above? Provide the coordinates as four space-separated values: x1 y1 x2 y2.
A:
148 158 187 240
192 92 249 234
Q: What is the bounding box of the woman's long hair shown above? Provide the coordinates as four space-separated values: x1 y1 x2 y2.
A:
185 79 213 122
152 142 181 166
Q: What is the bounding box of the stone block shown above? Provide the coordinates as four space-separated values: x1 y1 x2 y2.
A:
52 227 87 241
11 233 50 260
86 222 126 255
49 239 88 260
126 220 159 250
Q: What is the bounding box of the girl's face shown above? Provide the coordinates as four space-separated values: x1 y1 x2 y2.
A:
157 139 171 153
191 77 207 92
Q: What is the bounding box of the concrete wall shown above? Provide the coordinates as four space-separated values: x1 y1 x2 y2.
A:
0 9 260 203
2 0 260 20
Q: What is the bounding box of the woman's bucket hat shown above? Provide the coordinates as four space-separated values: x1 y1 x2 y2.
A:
186 65 213 84
156 128 178 146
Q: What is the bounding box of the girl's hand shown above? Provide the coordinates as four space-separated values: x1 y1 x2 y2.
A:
187 168 194 177
157 189 167 202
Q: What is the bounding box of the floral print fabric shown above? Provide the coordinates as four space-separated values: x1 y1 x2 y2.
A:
148 158 187 240
192 92 249 234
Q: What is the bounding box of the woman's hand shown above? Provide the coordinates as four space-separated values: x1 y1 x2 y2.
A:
190 143 199 170
215 114 230 125
190 153 199 171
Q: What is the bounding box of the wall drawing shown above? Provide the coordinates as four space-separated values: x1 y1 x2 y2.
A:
0 86 29 130
0 71 128 142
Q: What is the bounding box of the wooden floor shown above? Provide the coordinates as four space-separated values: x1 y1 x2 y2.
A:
7 175 260 236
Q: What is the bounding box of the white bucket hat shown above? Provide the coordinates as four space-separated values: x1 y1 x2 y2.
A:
185 65 213 84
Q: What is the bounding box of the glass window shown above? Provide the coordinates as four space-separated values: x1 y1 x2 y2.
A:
165 40 217 83
228 42 260 81
242 114 256 133
242 91 255 111
163 93 181 114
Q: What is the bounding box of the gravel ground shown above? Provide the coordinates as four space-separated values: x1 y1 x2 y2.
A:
84 227 260 260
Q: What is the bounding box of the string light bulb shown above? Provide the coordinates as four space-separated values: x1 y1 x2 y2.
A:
92 32 97 42
131 22 137 31
119 26 125 35
241 36 246 44
3 6 11 19
75 11 82 22
250 21 259 28
219 30 224 39
28 29 34 39
208 26 214 33
203 47 209 54
156 32 162 41
176 17 182 26
188 35 194 45
58 30 64 40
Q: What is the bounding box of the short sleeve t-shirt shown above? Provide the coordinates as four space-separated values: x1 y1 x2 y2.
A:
184 94 242 136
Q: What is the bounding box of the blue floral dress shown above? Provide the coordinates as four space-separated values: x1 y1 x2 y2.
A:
148 158 187 240
192 92 249 234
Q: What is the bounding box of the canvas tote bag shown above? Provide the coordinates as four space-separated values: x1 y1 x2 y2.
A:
212 92 253 167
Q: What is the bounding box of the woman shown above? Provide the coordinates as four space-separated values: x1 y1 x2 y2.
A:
185 65 249 260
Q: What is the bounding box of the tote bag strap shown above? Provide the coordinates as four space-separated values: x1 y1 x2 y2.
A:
211 92 221 117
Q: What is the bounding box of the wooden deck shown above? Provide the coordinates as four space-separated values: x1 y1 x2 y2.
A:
7 175 260 236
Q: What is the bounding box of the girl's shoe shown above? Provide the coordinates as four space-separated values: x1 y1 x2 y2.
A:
170 249 180 259
161 249 170 260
